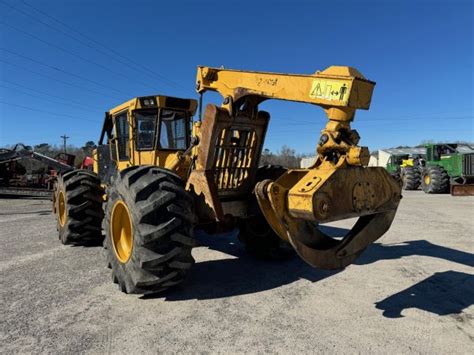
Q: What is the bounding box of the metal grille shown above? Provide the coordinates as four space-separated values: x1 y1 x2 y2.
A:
463 153 474 176
213 128 257 190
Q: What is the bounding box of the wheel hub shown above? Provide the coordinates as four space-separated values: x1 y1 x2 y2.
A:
110 200 133 263
424 175 431 185
58 191 66 227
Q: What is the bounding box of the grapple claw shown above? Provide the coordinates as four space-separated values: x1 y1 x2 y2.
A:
285 211 397 269
255 166 401 270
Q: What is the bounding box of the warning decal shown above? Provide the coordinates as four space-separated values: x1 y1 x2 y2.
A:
309 79 350 103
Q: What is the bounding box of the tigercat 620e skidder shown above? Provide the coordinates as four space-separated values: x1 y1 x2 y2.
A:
53 65 402 294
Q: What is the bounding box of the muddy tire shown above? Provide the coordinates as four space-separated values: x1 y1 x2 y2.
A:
238 165 294 259
421 165 450 193
105 166 196 295
401 167 421 190
54 170 104 245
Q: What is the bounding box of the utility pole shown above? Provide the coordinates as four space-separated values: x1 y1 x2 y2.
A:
60 134 70 153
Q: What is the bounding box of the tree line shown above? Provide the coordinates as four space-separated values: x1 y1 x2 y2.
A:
259 145 312 168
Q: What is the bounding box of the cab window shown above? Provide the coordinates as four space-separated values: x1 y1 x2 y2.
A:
114 112 129 160
134 110 157 150
159 109 188 150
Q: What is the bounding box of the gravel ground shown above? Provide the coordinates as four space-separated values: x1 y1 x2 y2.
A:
1 191 473 354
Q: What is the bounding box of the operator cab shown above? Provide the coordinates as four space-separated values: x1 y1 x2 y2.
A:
95 95 197 183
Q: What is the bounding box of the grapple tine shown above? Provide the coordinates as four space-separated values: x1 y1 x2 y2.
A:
285 211 397 269
255 165 402 270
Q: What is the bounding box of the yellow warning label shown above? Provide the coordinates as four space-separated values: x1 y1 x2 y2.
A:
309 79 350 103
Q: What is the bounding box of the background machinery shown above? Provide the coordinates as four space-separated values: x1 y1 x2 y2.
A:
53 65 402 294
0 144 74 197
421 143 474 195
385 154 424 191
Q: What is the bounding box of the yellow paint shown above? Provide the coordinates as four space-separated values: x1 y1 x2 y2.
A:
58 191 66 227
110 199 133 263
196 65 375 112
196 64 400 258
94 95 198 181
424 174 431 185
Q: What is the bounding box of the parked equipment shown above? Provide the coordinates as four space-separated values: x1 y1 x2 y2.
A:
0 144 74 172
421 143 474 196
0 144 74 196
385 154 423 191
53 65 402 294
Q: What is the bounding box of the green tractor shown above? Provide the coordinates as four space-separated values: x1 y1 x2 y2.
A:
386 154 422 191
421 143 474 195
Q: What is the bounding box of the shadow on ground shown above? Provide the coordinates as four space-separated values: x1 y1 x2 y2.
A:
162 228 339 301
356 240 474 267
160 226 474 302
319 225 474 268
376 271 474 318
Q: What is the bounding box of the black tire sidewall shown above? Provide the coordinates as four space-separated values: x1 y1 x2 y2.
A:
104 176 142 292
422 166 449 193
104 166 195 294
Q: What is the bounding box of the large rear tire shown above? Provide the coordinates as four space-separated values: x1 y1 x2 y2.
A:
54 170 104 245
401 167 421 190
238 165 294 259
105 166 196 294
421 165 449 193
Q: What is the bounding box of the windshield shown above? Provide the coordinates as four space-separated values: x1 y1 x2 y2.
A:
159 109 188 150
134 110 157 150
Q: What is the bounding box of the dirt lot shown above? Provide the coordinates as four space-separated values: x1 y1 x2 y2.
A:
1 191 473 353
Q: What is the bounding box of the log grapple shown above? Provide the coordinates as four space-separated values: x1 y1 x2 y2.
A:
194 65 402 269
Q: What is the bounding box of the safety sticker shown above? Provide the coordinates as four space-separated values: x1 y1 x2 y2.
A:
309 79 350 103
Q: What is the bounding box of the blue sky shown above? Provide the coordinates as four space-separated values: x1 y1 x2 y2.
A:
0 0 472 154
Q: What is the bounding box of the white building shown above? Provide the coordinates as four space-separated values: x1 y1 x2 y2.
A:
370 148 426 167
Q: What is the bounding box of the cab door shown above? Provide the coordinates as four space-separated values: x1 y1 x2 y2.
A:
111 110 132 171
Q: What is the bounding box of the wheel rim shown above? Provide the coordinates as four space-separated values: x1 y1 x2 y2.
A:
58 191 66 227
110 199 133 263
424 174 431 185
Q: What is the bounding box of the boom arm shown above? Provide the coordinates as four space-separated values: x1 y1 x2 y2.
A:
196 65 376 166
196 65 375 122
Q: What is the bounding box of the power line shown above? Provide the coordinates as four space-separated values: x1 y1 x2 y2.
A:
2 79 103 110
0 59 123 100
0 132 96 140
0 48 132 96
18 0 192 94
0 100 99 123
0 20 160 93
0 83 101 113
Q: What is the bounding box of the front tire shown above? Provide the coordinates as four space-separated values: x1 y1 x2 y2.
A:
105 166 196 294
421 165 449 193
54 170 104 245
401 167 421 190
